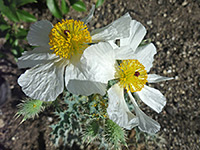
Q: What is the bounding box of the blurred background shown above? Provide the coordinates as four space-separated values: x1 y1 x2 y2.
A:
0 0 199 149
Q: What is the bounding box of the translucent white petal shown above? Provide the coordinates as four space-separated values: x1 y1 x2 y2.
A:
17 46 58 68
65 64 107 96
120 20 146 49
147 74 174 83
107 84 139 130
91 13 132 42
81 5 95 25
133 43 157 72
18 59 67 101
80 42 116 83
67 80 106 96
136 85 166 113
108 40 119 49
27 20 53 46
114 45 134 60
115 20 147 60
128 91 160 134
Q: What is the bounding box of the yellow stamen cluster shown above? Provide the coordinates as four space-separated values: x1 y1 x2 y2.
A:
49 19 92 59
115 59 148 92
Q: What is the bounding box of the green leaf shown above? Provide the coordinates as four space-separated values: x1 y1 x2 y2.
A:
16 9 37 22
13 39 19 46
46 0 62 19
0 52 5 58
14 0 37 7
96 0 104 8
0 1 20 22
11 49 18 56
0 24 11 31
0 14 7 24
69 0 79 5
72 1 86 12
61 0 69 14
15 28 28 39
5 33 10 41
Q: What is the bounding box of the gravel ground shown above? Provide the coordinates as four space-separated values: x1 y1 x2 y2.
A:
0 0 200 149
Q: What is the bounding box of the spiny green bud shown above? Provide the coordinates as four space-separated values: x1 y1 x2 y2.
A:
15 98 44 123
83 120 99 144
105 119 127 149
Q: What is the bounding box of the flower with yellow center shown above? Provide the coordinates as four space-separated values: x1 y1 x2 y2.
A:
17 6 135 101
68 20 173 134
115 59 148 92
49 19 92 59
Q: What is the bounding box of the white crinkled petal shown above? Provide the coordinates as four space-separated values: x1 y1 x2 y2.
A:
65 64 107 96
115 20 146 60
120 20 146 50
136 85 166 113
81 5 95 25
132 43 157 72
17 46 58 68
80 42 116 83
147 74 174 83
108 40 119 49
27 20 53 46
128 91 160 134
91 13 132 42
107 84 139 130
114 45 134 60
67 80 107 96
18 59 67 101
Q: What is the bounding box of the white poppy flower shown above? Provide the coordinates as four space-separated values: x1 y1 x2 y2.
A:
70 20 173 134
18 6 134 101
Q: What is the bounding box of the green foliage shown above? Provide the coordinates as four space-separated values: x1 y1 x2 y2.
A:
16 99 44 123
50 92 89 147
107 79 119 89
47 0 63 19
96 0 104 8
71 1 86 12
16 9 37 22
61 0 69 14
46 0 105 19
15 0 37 7
83 120 99 144
0 0 36 22
0 0 36 60
0 15 29 59
50 91 128 149
105 119 127 149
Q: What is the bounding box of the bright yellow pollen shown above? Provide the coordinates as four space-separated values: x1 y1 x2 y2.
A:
33 104 36 108
49 19 92 59
115 59 148 92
